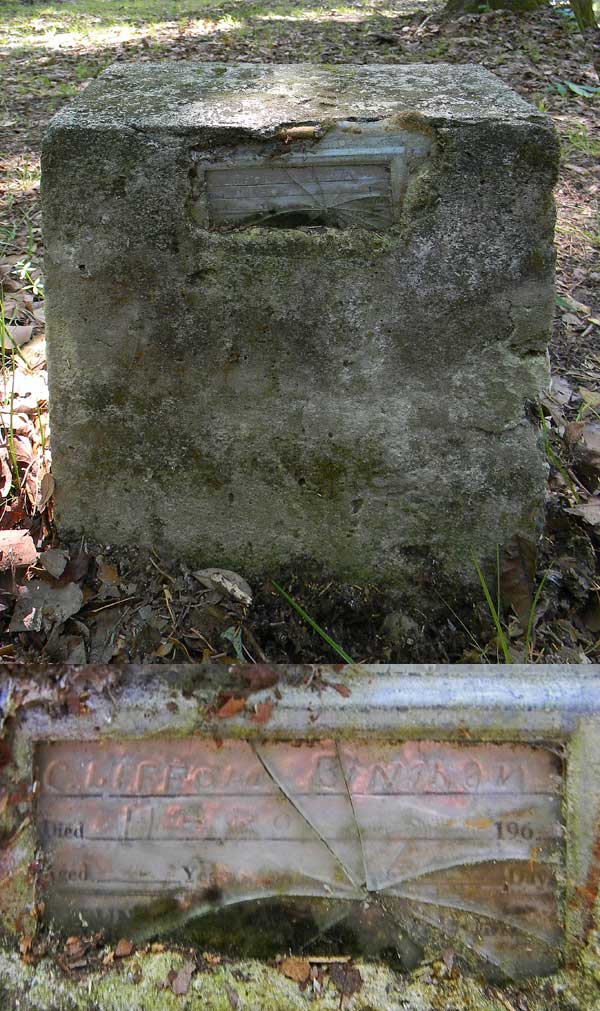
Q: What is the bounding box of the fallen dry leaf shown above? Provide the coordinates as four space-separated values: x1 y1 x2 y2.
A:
251 699 274 724
0 530 37 571
9 580 83 633
216 696 246 719
97 557 120 585
194 567 252 606
328 962 363 999
114 938 134 958
168 960 195 995
19 935 33 957
569 498 600 527
6 324 33 347
40 547 69 579
330 682 351 697
36 472 54 512
242 665 279 692
280 956 311 984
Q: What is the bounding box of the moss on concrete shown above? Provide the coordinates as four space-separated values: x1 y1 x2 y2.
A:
1 945 600 1011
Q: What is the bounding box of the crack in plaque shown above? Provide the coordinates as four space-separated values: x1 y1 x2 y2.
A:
335 740 368 889
254 744 362 892
209 159 393 231
398 899 557 978
381 851 559 894
386 881 561 945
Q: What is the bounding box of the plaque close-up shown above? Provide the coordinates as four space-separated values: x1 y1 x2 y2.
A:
2 666 600 984
37 738 563 976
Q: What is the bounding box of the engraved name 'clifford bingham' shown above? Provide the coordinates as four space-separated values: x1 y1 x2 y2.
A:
37 739 564 976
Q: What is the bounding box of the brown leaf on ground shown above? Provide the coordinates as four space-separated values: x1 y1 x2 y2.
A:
194 567 252 606
168 960 195 995
40 547 69 579
251 699 273 724
19 934 33 958
64 936 86 960
565 420 586 449
36 471 54 512
328 962 363 999
216 696 246 719
572 423 600 488
500 535 536 628
569 497 600 527
330 682 351 697
0 530 37 571
97 557 120 585
6 324 33 347
242 665 279 692
0 450 12 499
9 580 83 632
280 957 311 983
0 496 28 531
114 938 134 958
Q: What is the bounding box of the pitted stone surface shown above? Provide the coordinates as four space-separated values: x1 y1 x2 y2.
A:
42 63 558 591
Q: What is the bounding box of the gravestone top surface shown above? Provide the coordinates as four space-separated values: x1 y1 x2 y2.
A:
48 61 546 134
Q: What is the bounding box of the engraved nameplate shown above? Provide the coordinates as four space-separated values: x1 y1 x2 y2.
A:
206 161 394 229
198 122 433 231
37 739 563 975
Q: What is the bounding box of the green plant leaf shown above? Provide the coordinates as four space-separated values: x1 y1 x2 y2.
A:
565 81 599 97
271 581 354 664
221 625 246 663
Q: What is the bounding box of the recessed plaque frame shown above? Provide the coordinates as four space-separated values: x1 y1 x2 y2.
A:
1 665 600 982
193 121 434 231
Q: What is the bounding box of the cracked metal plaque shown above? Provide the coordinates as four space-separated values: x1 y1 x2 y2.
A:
199 122 433 230
37 739 563 976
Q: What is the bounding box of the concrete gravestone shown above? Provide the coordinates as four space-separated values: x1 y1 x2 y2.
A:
42 63 558 596
2 666 600 982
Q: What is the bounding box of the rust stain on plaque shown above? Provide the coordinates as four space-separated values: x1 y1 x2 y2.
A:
36 740 564 975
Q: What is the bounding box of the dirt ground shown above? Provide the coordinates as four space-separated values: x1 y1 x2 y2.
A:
0 0 599 665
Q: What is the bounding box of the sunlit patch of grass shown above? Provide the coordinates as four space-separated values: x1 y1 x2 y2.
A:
0 0 434 48
562 122 600 159
0 15 246 52
556 220 600 250
1 157 41 201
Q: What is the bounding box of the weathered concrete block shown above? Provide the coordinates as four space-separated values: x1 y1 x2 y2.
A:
2 665 600 983
42 63 558 592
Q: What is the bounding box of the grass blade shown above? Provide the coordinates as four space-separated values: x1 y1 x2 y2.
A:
539 405 581 502
524 570 549 659
472 558 512 664
271 580 354 664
